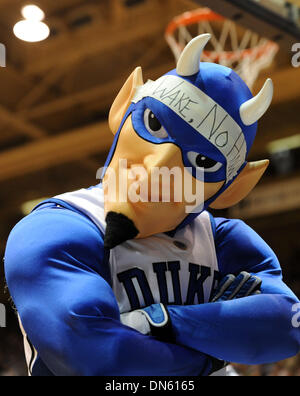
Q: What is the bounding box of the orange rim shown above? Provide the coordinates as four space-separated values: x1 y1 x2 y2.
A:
166 8 225 36
165 8 279 61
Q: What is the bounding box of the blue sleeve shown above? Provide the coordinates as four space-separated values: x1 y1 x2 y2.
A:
167 217 300 365
4 206 211 376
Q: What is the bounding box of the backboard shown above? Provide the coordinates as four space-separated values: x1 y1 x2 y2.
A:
194 0 300 50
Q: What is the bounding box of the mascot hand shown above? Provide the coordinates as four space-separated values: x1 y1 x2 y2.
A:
211 272 262 303
121 303 174 342
121 305 228 376
208 272 262 374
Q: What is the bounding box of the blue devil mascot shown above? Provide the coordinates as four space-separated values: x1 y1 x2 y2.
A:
5 35 300 376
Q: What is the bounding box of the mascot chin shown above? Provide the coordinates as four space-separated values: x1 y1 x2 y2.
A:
4 34 300 377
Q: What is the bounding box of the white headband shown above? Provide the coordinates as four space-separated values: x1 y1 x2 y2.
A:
132 75 247 182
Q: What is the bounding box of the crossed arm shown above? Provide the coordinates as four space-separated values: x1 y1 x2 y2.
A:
123 218 300 365
5 207 300 375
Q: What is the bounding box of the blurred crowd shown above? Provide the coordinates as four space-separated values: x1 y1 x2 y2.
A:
0 308 27 376
232 355 300 376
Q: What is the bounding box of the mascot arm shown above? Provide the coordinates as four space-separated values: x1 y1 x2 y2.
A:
4 205 212 376
166 218 300 365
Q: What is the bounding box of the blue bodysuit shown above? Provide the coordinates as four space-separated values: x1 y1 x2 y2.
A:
4 185 300 376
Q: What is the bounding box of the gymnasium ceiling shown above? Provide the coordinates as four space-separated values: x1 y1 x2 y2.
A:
0 0 299 246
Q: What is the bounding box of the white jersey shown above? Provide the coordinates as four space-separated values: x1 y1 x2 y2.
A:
55 185 228 376
56 186 219 314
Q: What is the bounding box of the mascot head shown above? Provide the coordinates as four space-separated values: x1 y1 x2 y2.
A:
103 34 273 249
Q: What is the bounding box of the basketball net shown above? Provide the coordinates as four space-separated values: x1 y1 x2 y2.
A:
165 8 279 89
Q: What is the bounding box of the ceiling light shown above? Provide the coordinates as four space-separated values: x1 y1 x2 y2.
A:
21 197 49 215
21 5 45 21
267 134 300 154
13 5 50 43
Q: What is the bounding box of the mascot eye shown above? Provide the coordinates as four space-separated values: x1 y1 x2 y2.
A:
144 109 168 139
187 152 223 173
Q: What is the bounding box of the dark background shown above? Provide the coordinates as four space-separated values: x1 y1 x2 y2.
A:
0 0 299 376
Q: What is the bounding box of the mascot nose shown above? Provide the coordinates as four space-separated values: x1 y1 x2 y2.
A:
143 144 180 170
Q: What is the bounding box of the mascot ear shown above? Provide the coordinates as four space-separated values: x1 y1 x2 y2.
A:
109 67 144 135
210 160 269 210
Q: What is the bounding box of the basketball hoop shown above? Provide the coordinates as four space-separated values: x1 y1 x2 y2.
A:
165 8 279 89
